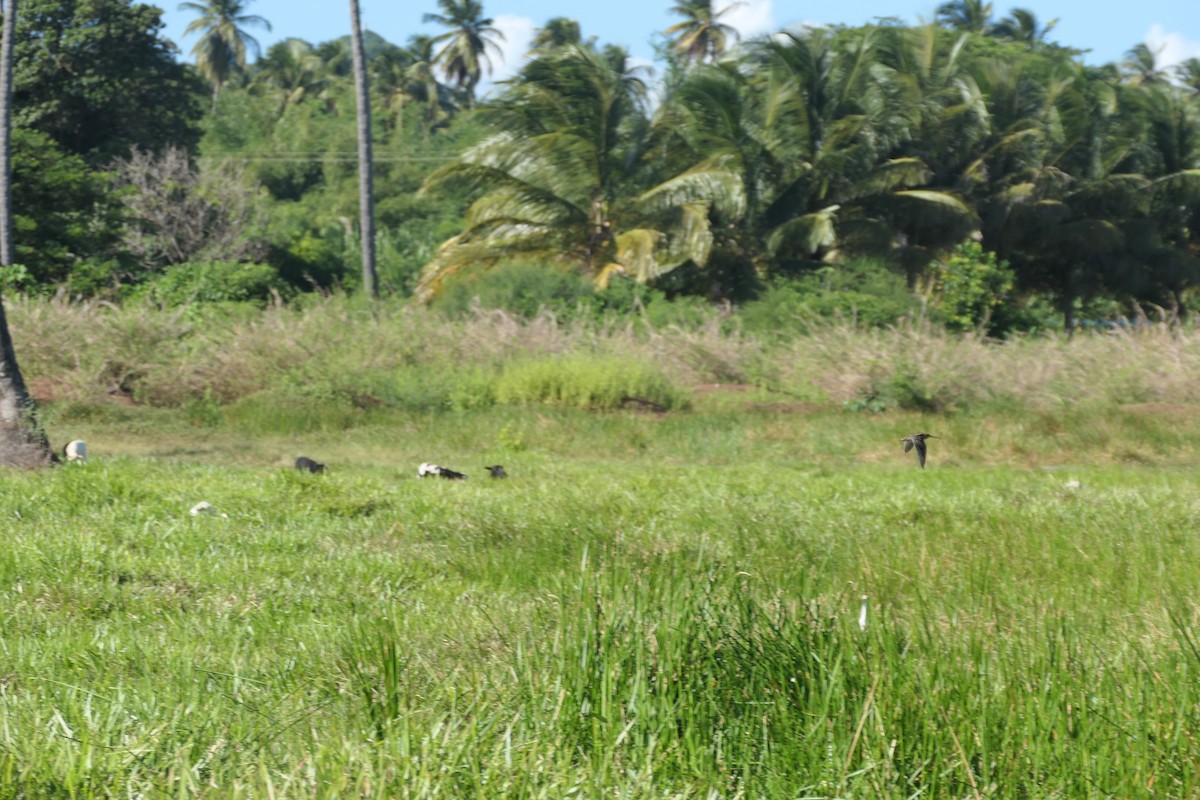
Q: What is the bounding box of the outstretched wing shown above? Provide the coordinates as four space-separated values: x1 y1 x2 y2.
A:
915 439 927 468
903 438 914 453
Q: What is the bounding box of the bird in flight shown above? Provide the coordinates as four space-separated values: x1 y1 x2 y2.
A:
901 433 939 468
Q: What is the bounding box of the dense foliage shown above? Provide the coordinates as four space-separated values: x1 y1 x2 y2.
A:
3 0 1199 331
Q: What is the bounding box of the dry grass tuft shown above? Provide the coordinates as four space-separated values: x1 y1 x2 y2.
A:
10 295 1200 413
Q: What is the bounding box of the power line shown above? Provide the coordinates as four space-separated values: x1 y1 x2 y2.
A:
196 154 458 162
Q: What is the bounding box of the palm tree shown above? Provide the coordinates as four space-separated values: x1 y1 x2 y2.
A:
716 27 978 279
0 0 13 268
535 16 590 53
1176 58 1200 95
665 0 743 65
422 0 505 109
1122 43 1170 86
349 0 377 299
935 0 994 34
374 36 456 134
990 8 1058 45
531 17 584 53
1176 57 1200 94
416 46 743 299
253 38 327 114
0 0 51 466
179 0 271 109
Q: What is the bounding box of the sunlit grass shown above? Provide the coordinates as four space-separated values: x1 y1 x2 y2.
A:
3 404 1200 796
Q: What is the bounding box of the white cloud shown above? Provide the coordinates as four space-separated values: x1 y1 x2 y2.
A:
488 15 537 84
1145 24 1200 70
722 0 775 41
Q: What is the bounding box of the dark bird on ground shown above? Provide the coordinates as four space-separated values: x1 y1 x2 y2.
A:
295 456 326 473
901 433 939 468
418 462 467 480
485 465 508 478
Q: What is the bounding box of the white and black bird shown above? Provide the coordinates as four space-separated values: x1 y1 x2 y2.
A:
485 465 507 478
901 433 938 468
418 463 467 480
63 439 88 464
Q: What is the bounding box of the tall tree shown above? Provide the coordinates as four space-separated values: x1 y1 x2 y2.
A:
1176 58 1200 95
665 0 743 65
1121 43 1169 86
253 38 328 114
14 0 204 163
422 0 504 109
935 0 994 34
531 17 583 53
179 0 271 109
417 46 743 299
0 0 13 267
0 0 51 466
374 35 456 134
990 8 1057 45
349 0 377 298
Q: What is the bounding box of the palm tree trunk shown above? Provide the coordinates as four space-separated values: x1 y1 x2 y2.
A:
349 0 378 299
0 0 52 466
0 0 14 266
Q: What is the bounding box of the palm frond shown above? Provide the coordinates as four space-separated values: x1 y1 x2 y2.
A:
766 206 840 256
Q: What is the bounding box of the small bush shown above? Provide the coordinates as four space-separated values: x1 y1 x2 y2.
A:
434 261 594 319
495 356 687 411
741 260 919 337
929 241 1015 334
135 260 288 307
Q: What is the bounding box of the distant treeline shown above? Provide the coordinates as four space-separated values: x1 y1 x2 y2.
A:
5 0 1200 332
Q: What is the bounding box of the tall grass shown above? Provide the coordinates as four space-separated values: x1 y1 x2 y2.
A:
12 295 1200 419
4 457 1200 796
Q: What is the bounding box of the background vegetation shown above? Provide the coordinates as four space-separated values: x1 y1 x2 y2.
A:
1 0 1198 332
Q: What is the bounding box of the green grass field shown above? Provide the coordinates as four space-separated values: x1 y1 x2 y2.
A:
4 401 1200 798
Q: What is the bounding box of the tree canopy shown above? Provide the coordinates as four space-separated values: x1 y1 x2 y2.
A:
0 0 1198 332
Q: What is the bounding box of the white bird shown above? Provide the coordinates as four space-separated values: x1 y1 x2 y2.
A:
858 595 869 632
188 501 225 520
63 439 87 464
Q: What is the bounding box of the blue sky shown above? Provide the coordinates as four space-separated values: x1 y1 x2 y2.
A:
157 0 1200 90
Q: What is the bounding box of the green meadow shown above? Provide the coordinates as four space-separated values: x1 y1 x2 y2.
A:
5 300 1200 797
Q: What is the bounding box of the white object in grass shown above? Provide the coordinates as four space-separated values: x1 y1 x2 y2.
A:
63 440 87 464
190 502 228 518
858 595 869 632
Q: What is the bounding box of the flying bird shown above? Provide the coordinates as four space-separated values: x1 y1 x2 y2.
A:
901 433 939 468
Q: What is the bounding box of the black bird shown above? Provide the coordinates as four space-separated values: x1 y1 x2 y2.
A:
295 456 326 473
901 433 939 468
485 465 508 478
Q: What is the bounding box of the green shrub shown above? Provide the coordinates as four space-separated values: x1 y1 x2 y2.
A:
741 260 919 337
929 241 1015 334
495 355 687 411
580 278 717 328
135 260 288 307
434 260 594 319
